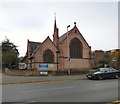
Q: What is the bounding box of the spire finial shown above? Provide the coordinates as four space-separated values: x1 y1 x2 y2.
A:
54 12 57 31
54 12 56 20
74 22 76 26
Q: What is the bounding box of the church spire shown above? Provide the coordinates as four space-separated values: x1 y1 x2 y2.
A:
54 13 57 31
53 13 59 48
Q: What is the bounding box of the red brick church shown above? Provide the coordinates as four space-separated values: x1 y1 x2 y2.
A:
21 17 92 71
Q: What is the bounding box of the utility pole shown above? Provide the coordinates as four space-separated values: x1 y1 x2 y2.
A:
67 25 70 75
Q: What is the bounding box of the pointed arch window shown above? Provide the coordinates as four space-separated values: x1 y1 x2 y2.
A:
69 37 82 58
43 49 54 63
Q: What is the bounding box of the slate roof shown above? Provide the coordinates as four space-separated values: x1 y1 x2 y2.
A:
59 25 90 47
28 41 41 55
20 55 27 63
21 41 41 62
59 29 72 44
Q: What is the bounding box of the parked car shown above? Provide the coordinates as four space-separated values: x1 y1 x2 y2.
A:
86 67 120 80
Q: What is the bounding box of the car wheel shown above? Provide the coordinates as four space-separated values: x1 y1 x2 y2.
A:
115 74 119 79
98 75 103 80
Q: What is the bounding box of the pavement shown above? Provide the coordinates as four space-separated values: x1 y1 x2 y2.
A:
0 73 86 85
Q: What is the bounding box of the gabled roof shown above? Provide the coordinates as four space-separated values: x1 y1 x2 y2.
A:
28 41 41 55
30 36 58 58
59 25 90 47
21 40 41 62
42 36 58 50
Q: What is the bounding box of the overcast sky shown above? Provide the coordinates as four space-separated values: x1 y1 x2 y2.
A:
0 0 118 57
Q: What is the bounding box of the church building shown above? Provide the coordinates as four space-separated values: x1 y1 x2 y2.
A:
22 18 92 71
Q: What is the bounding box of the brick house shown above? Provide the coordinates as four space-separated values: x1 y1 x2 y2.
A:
22 18 92 71
92 50 105 68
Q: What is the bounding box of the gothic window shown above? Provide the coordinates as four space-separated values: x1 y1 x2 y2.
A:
69 37 82 58
43 49 54 63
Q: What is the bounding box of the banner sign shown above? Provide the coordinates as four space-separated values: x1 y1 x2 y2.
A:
38 64 48 70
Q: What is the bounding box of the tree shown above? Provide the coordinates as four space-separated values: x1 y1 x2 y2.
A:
101 53 111 67
116 51 120 69
111 50 120 69
2 37 19 69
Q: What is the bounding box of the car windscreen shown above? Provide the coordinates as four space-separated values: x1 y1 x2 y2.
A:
96 68 108 72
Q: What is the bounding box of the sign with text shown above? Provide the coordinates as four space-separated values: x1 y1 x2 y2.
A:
38 64 48 70
40 72 48 75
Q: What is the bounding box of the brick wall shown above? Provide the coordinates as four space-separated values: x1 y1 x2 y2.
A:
5 70 39 76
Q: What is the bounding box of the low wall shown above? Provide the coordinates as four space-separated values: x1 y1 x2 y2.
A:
5 69 90 76
5 70 40 76
5 70 60 76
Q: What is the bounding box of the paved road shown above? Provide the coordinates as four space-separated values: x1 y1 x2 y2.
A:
2 79 119 103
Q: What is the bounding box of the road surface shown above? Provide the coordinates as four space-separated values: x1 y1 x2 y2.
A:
2 79 119 103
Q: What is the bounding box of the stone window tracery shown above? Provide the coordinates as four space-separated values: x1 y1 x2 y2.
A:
43 49 54 63
69 37 82 58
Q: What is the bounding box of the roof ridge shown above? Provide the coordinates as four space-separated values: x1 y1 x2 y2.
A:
30 36 58 58
59 26 74 43
28 41 41 44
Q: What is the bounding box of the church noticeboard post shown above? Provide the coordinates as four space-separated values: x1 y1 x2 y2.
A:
38 64 48 75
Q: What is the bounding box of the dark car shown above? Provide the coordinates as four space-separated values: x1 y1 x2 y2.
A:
86 67 120 80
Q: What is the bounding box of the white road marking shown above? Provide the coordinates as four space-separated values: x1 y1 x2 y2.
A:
21 86 75 94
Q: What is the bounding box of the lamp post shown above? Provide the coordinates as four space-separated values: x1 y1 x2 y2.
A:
67 25 70 75
56 50 60 72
